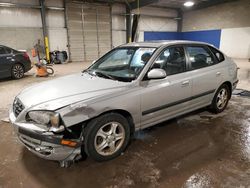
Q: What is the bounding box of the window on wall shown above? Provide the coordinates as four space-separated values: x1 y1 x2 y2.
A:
153 46 186 76
186 46 216 69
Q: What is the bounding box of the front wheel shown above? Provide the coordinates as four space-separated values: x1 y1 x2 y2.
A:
84 113 130 162
210 84 230 113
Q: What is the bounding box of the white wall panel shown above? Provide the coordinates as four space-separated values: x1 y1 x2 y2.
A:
112 15 125 30
138 17 177 32
220 27 250 58
0 27 42 50
112 31 126 47
132 7 177 17
111 3 126 47
138 31 144 42
0 7 42 27
137 17 177 42
45 0 63 7
46 10 65 28
132 6 178 42
48 28 68 52
0 0 39 5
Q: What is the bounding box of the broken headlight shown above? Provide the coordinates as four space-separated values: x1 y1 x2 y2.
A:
27 111 60 127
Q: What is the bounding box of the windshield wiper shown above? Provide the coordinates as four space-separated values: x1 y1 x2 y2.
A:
82 69 95 76
94 71 116 80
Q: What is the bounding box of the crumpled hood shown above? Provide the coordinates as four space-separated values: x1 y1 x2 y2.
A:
17 73 130 110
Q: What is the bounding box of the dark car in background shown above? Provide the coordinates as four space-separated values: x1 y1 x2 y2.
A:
0 45 32 79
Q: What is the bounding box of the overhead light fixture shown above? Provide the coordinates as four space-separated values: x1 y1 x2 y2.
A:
184 1 195 7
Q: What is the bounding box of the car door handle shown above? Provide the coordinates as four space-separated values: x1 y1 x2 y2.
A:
6 57 12 59
216 72 221 76
181 80 190 86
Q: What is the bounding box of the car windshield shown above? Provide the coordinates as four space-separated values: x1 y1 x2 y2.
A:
85 47 156 82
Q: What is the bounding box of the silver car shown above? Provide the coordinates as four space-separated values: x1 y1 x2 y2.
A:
9 41 238 166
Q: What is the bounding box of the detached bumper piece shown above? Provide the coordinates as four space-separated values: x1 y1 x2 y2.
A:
18 127 82 167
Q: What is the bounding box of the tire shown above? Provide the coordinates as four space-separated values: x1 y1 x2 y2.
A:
11 64 24 79
84 113 130 162
46 67 54 75
210 84 230 114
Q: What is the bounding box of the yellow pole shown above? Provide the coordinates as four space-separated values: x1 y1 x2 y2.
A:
45 36 50 63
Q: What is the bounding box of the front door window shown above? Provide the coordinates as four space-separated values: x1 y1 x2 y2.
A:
152 46 186 76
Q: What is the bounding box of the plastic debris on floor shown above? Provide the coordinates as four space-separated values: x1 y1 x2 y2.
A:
1 117 10 123
232 89 250 97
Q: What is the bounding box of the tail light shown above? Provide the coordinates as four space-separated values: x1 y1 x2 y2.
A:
23 52 30 61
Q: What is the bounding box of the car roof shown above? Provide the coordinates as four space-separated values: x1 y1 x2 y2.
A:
0 45 10 49
120 40 213 48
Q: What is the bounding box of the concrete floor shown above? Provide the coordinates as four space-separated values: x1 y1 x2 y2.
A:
0 59 250 188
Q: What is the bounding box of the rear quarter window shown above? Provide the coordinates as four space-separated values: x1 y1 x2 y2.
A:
209 46 225 62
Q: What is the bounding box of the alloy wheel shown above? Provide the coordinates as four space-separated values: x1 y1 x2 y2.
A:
13 64 24 79
94 122 125 156
216 88 228 110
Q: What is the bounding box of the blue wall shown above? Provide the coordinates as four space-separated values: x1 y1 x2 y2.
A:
144 30 222 48
144 32 181 41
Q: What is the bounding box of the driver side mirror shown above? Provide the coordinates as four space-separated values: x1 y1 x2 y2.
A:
147 68 166 79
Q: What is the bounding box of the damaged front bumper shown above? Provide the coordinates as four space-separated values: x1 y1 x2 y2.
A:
18 127 81 161
10 112 82 164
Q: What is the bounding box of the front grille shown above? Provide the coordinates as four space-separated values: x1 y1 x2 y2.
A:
13 98 24 117
19 135 52 156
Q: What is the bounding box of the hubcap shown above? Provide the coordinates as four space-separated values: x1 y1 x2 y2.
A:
216 88 228 110
94 122 125 156
13 65 24 79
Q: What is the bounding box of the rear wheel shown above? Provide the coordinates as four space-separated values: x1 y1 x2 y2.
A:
84 113 130 162
12 64 24 79
210 84 230 113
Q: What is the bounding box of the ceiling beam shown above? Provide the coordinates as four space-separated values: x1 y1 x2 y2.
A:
150 4 179 10
129 0 159 10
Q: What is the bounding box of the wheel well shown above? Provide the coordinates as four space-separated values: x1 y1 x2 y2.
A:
65 109 136 140
98 110 135 136
222 81 232 98
12 62 24 71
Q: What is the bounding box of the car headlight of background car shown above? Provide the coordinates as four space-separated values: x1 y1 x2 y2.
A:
26 111 60 127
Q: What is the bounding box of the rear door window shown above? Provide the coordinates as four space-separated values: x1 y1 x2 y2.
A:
186 46 217 70
0 47 6 55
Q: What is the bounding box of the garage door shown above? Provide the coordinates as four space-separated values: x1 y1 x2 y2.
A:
66 2 112 62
